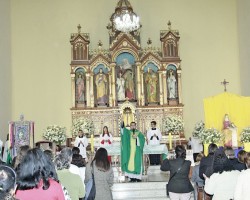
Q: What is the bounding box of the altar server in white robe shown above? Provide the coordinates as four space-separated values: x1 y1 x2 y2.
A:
147 121 162 165
74 129 89 160
99 126 113 162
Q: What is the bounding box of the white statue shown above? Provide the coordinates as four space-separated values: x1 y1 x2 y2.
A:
117 72 125 101
167 70 176 98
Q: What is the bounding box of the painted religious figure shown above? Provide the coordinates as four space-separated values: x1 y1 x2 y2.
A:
95 68 108 104
167 69 176 98
117 72 126 101
76 74 85 102
124 70 135 100
145 68 158 103
117 57 135 100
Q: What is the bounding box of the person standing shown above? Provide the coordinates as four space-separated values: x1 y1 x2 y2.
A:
116 72 125 101
100 126 113 162
161 145 194 199
121 121 145 182
74 129 89 160
146 121 162 165
85 148 114 200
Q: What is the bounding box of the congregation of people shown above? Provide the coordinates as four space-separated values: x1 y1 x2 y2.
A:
0 127 114 200
1 121 250 200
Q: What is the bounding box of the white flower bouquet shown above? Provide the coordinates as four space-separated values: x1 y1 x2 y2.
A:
43 125 67 145
199 128 223 144
192 121 205 138
71 117 95 137
240 127 250 143
163 115 184 134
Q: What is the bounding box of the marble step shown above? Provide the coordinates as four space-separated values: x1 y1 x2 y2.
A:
112 182 167 200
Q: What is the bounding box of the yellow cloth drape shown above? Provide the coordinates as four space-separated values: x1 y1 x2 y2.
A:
204 92 250 144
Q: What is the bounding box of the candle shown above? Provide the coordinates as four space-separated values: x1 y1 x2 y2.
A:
90 134 94 153
169 132 172 150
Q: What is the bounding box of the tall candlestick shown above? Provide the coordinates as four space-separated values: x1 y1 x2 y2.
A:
169 132 172 150
90 134 94 153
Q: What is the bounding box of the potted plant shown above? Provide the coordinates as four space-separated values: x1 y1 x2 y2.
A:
163 115 184 134
71 117 95 138
240 127 250 152
199 128 224 156
43 125 67 146
192 121 205 138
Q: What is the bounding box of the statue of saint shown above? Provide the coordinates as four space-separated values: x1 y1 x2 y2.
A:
95 68 108 104
167 70 176 98
117 72 125 101
123 70 135 100
222 114 238 148
76 74 85 102
145 68 158 103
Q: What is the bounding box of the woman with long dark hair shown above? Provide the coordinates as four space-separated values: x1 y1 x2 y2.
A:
15 148 65 200
0 165 17 200
161 145 194 200
100 126 113 162
85 147 114 200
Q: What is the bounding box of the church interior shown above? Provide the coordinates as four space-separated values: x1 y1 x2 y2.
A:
1 0 250 199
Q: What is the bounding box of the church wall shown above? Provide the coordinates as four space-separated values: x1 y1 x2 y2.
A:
0 0 11 141
10 0 240 142
237 0 250 96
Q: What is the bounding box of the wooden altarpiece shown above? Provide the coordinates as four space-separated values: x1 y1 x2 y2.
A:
70 16 186 145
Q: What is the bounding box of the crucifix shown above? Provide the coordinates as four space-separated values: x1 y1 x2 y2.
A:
221 79 229 92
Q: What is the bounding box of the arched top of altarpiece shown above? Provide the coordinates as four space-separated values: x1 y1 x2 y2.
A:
90 56 111 72
74 66 88 73
142 62 159 73
92 64 110 74
166 63 178 70
112 48 139 62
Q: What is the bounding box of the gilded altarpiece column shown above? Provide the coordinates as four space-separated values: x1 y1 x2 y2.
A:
90 73 94 107
111 63 116 107
86 73 90 107
136 62 142 106
177 68 182 104
162 70 168 104
140 70 145 106
109 71 113 106
71 73 76 107
159 70 163 105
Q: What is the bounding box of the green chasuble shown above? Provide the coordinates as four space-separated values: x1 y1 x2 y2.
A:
121 127 145 174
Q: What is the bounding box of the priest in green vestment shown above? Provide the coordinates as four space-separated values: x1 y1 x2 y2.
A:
121 121 145 182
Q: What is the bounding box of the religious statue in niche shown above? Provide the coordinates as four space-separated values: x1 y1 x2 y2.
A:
95 68 108 105
117 58 135 100
167 69 177 98
116 72 125 101
222 114 238 148
76 73 85 102
145 68 158 103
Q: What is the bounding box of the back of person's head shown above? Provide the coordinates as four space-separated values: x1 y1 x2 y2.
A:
54 147 73 170
213 148 234 173
17 148 57 190
224 147 235 159
237 150 246 163
44 149 54 161
0 165 16 200
196 153 204 163
92 147 110 171
13 145 30 169
245 152 250 168
72 147 80 155
175 145 186 159
208 143 218 155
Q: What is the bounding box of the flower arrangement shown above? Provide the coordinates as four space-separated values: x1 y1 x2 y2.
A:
71 117 95 137
43 125 67 145
199 128 223 144
240 127 250 143
192 121 205 138
163 115 184 134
